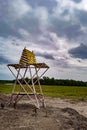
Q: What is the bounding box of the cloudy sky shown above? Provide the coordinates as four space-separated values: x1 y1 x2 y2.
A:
0 0 87 81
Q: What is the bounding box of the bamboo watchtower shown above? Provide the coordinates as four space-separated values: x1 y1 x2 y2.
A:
7 48 49 108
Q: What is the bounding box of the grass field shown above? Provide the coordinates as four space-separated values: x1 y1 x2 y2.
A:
0 83 87 98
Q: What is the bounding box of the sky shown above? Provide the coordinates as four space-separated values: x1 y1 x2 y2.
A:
0 0 87 81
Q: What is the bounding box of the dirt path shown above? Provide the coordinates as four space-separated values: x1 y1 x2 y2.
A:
0 94 87 130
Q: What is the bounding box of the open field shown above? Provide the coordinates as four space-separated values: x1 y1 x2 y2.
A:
0 83 87 98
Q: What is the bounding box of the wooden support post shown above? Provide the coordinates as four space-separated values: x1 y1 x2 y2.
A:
29 65 40 108
14 67 28 103
35 67 46 108
8 66 20 105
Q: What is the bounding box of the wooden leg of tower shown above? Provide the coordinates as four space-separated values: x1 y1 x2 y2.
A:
33 68 49 85
29 66 40 108
27 68 40 84
8 67 21 105
35 67 43 95
14 67 28 103
35 67 46 108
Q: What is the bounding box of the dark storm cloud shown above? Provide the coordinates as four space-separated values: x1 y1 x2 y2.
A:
15 12 41 35
75 10 87 25
0 0 86 42
0 0 41 38
50 17 83 40
0 0 24 39
11 42 20 46
26 0 57 12
61 9 69 16
0 0 30 39
56 60 69 68
52 57 70 68
0 21 21 38
0 0 87 52
71 0 82 3
36 33 58 50
0 0 9 18
0 55 11 64
69 43 87 59
35 52 55 60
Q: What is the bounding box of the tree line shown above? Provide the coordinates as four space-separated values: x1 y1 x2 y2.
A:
0 76 87 86
39 77 87 86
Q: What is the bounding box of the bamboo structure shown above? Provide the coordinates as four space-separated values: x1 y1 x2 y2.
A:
7 48 49 108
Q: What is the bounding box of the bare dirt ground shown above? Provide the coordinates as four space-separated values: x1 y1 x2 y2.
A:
0 94 87 130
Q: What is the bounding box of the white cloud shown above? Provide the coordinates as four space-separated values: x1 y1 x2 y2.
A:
34 6 49 31
56 0 87 11
0 37 26 63
35 7 48 22
77 0 87 11
6 0 32 23
18 28 31 40
54 0 87 24
49 32 69 49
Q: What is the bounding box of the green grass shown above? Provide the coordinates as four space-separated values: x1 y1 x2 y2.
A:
0 83 19 94
0 83 87 98
42 85 87 98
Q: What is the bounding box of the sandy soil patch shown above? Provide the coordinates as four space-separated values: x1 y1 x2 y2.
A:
0 94 87 130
